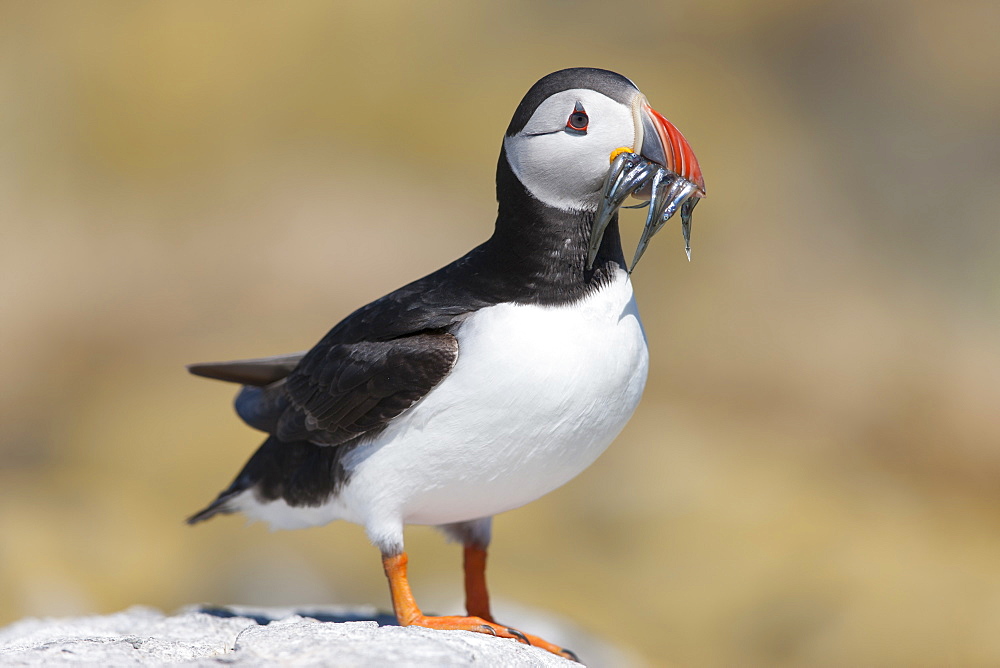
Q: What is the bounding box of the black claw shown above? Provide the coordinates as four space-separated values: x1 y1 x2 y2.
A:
506 627 530 644
475 624 498 636
560 647 581 663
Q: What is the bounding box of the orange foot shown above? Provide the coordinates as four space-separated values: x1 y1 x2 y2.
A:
383 552 580 662
402 614 579 662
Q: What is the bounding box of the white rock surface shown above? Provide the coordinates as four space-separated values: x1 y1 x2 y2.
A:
0 606 593 666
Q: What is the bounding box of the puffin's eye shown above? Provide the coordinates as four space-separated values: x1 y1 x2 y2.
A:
566 104 588 132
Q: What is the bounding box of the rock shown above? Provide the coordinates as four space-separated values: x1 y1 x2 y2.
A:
0 606 594 666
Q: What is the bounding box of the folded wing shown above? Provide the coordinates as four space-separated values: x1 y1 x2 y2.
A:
188 332 459 448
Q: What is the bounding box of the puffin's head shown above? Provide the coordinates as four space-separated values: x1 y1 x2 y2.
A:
503 68 705 268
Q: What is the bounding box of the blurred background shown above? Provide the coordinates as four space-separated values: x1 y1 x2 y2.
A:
2 1 999 665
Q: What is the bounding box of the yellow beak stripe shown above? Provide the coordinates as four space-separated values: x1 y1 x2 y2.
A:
609 146 633 163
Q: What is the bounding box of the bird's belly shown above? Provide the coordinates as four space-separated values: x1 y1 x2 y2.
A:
338 272 649 527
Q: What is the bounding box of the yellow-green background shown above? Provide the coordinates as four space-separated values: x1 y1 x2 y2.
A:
3 1 999 665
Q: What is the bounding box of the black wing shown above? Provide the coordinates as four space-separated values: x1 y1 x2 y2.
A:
192 331 458 448
188 352 306 386
275 331 458 445
190 243 502 446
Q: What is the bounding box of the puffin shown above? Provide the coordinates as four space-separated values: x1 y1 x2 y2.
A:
187 67 704 660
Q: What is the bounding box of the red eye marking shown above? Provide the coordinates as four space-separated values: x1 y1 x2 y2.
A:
566 102 588 132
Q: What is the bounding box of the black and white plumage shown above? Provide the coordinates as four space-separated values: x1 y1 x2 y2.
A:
188 67 704 657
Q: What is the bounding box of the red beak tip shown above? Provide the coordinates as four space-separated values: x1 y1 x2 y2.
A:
645 104 704 194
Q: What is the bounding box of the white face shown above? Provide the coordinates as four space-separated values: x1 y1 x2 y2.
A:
504 88 638 212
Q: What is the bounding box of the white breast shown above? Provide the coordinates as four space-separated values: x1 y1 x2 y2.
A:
240 270 649 534
344 270 647 523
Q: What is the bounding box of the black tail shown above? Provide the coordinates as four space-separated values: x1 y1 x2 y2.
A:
185 446 263 525
186 435 352 526
186 488 243 525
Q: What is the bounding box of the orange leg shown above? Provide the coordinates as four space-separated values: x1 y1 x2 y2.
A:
460 545 579 661
382 552 525 639
463 544 494 621
382 550 580 662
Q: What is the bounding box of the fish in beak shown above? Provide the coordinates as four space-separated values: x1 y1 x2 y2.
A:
587 96 705 271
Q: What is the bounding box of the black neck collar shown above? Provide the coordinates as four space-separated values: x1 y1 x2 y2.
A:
316 149 630 345
469 147 625 306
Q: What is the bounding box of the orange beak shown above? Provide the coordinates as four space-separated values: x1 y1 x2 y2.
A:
639 101 705 197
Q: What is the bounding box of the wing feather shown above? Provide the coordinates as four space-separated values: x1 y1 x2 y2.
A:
274 332 459 446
